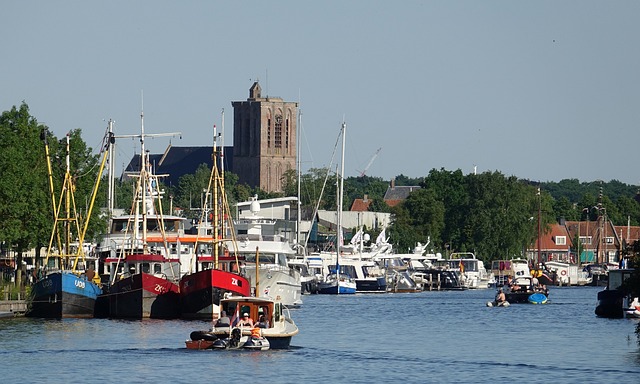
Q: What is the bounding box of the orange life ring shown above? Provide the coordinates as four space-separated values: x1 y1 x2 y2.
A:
560 270 567 276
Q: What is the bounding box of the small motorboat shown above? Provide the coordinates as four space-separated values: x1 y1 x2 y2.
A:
186 327 270 351
486 300 510 307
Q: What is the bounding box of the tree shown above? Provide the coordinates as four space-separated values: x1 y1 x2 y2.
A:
0 103 51 290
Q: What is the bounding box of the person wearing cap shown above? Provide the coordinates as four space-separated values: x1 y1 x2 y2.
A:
237 312 254 327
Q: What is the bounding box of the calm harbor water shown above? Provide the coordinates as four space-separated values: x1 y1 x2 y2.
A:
1 286 639 383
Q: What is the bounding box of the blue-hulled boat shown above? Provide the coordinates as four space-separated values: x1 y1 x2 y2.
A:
27 129 109 318
27 272 102 318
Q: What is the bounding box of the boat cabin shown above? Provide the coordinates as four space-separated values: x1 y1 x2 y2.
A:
219 297 284 329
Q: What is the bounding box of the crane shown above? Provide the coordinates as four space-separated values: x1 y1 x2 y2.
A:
358 147 382 177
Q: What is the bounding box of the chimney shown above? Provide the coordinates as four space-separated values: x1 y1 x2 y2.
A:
390 178 395 188
364 194 368 202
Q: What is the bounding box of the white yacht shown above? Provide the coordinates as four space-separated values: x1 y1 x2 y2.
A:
227 197 303 307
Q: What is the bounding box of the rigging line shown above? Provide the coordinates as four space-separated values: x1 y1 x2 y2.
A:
303 126 343 248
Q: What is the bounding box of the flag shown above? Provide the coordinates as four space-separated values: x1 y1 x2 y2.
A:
350 228 363 245
376 228 386 246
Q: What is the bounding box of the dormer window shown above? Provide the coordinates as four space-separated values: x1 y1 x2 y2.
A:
555 236 566 245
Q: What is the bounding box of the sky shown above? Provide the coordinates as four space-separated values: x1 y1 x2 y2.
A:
2 1 640 186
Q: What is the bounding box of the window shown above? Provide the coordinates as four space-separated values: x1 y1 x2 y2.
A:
605 237 614 244
555 236 566 245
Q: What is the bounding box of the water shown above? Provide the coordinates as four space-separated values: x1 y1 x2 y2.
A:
1 286 639 383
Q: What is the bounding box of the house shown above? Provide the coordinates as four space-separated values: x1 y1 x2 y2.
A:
350 195 372 212
383 179 421 207
526 222 573 264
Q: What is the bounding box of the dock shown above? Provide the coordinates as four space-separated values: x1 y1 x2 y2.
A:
0 300 27 318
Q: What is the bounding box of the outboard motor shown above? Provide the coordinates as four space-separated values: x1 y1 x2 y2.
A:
228 327 242 348
212 338 229 349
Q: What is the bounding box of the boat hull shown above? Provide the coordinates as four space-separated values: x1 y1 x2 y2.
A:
27 272 102 319
107 273 180 319
180 269 251 319
355 277 387 293
318 281 356 294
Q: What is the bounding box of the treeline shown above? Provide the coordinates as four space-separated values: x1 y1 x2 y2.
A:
3 103 640 267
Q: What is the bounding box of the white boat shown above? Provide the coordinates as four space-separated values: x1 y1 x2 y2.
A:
447 252 492 289
317 122 356 295
227 197 303 307
373 254 420 293
187 296 299 350
540 261 592 286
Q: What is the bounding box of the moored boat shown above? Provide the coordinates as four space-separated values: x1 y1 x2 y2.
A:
595 268 634 318
96 116 181 319
27 131 109 319
28 271 102 318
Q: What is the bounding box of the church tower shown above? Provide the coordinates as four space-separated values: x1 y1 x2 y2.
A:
232 82 298 192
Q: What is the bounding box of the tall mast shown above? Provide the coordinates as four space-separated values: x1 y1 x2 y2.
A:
213 123 220 268
336 121 346 294
296 109 302 252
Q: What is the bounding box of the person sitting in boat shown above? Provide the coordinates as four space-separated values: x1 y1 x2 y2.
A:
215 311 230 328
506 275 519 291
493 288 506 306
256 314 269 328
237 313 254 328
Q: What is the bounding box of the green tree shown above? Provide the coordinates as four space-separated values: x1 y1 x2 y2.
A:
0 103 51 290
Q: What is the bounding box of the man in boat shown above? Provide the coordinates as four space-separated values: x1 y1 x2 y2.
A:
493 288 506 306
215 311 230 328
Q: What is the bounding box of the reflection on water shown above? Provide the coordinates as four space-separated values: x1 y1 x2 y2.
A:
1 286 639 383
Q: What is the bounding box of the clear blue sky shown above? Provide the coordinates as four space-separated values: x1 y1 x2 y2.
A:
3 1 639 185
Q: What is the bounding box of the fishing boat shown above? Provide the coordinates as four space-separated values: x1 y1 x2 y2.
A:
179 125 251 319
27 131 109 318
317 122 356 295
186 296 299 350
96 115 181 319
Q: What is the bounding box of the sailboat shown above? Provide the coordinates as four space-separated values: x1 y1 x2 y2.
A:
27 130 109 318
317 122 356 295
99 112 181 319
179 122 251 319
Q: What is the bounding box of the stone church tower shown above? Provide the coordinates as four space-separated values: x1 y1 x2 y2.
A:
232 82 298 192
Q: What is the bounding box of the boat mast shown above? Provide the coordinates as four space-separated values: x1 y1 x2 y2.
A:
537 187 541 266
337 121 346 294
213 123 220 268
296 109 302 254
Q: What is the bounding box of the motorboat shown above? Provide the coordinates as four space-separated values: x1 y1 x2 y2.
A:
187 296 299 350
447 252 492 289
504 275 549 304
595 268 634 318
226 197 303 307
373 255 420 293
